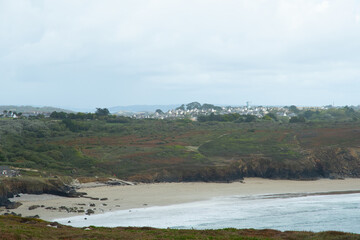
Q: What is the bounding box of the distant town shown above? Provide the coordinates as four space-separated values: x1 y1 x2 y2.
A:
126 102 335 120
0 102 357 121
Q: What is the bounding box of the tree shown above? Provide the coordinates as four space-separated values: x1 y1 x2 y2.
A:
303 110 314 119
95 108 110 116
264 113 277 121
244 115 257 122
0 150 7 162
176 104 186 111
50 111 68 119
289 105 300 113
62 119 90 132
202 104 215 110
197 115 207 122
202 103 222 111
344 106 355 114
289 116 305 123
186 102 201 110
208 112 216 121
263 115 272 121
155 109 164 114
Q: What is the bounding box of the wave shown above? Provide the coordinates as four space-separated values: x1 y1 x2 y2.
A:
55 193 360 233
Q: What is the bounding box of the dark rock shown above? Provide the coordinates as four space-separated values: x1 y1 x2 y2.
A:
6 193 14 198
329 173 345 180
0 179 87 209
44 181 87 198
100 198 108 201
28 205 40 210
45 207 57 210
59 206 69 212
106 181 122 185
86 209 94 215
4 212 21 217
49 222 62 228
90 203 95 207
68 207 77 213
6 201 22 209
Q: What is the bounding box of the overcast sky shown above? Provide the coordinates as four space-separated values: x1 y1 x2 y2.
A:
1 0 360 109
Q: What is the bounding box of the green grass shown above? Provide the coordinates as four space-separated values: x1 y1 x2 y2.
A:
198 130 303 161
0 215 359 240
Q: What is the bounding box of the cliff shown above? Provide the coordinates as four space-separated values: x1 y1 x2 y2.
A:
0 177 84 208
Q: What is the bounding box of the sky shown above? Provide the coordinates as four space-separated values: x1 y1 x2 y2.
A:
1 0 360 109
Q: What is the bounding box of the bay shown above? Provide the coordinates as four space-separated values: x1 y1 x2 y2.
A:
55 193 360 233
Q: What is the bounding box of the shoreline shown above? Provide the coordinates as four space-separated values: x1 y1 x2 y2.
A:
2 178 360 221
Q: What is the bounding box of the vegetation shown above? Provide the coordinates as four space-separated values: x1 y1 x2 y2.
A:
289 116 306 123
182 102 222 111
95 108 110 117
1 106 360 237
0 106 360 182
197 113 257 122
0 215 359 240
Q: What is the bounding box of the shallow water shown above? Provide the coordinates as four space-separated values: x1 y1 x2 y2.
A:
55 193 360 233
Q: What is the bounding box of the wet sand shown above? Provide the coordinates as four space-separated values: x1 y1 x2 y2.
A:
3 178 360 221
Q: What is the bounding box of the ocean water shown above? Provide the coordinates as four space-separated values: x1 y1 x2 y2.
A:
55 193 360 233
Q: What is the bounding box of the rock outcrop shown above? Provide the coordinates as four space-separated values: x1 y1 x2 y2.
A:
0 177 86 209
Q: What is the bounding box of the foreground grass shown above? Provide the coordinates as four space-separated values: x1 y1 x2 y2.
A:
0 216 359 240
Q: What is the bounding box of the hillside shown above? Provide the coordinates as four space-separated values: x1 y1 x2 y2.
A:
1 116 360 182
0 106 73 114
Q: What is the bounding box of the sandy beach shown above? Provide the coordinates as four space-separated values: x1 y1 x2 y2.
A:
3 178 360 221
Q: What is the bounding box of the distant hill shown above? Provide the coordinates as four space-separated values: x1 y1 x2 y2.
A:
109 104 180 114
0 105 73 113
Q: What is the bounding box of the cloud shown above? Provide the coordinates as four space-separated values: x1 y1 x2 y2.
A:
0 0 360 107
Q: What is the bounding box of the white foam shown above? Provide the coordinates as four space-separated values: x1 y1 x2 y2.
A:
55 193 360 233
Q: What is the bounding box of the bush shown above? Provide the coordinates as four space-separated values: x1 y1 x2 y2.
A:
289 116 305 123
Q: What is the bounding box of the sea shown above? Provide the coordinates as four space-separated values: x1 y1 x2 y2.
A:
55 193 360 233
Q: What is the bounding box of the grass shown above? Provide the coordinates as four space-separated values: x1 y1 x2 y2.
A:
198 129 303 161
0 216 359 240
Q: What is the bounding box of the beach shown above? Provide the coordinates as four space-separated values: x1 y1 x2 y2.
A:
4 178 360 222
